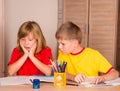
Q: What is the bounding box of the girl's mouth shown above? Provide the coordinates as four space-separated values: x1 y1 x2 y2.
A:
25 47 31 51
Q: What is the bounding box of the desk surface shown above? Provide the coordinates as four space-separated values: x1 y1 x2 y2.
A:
0 83 120 91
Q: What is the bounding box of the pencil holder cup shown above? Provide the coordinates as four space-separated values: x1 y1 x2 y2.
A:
54 72 66 88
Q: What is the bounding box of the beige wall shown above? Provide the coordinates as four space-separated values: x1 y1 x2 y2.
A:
4 0 58 74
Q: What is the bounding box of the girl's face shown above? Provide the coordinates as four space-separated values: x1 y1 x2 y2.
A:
20 33 37 51
57 39 77 54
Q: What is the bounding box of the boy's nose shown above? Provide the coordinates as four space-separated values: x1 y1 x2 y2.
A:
58 44 62 49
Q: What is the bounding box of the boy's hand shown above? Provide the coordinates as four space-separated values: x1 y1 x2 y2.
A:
94 76 105 84
74 74 86 83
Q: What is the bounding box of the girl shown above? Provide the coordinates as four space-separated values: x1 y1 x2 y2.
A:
8 21 52 76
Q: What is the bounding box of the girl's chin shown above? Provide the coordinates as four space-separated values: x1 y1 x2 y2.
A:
28 49 31 51
26 49 31 51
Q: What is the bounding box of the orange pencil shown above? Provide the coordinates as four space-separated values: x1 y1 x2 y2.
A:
49 58 58 72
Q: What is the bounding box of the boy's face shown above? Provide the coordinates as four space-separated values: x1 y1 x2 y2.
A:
57 39 77 54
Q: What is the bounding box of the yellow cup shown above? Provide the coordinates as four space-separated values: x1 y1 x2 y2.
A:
54 72 66 88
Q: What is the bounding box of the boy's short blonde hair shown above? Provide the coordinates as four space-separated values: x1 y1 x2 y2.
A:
55 21 82 44
17 21 46 54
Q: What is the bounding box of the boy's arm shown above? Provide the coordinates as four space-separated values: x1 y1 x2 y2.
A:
102 69 119 80
66 69 119 84
95 69 119 84
66 73 86 83
66 73 76 81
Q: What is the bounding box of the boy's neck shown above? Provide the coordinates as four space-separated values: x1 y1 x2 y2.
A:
71 45 84 55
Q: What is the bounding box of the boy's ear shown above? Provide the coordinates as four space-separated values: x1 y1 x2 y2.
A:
73 39 79 44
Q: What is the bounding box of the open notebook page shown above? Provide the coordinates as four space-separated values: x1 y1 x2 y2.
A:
0 76 54 86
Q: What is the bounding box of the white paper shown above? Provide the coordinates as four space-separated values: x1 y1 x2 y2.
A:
1 76 120 86
80 77 120 87
104 78 120 86
0 76 31 86
29 76 54 83
0 76 54 86
81 82 106 87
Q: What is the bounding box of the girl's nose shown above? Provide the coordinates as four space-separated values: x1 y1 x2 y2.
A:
25 40 29 45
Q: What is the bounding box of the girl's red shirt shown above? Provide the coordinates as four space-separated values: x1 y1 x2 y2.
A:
8 47 52 76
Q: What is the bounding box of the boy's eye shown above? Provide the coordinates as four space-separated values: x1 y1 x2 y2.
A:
61 43 65 46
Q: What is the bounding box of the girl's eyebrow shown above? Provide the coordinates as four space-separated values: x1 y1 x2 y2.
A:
21 38 25 40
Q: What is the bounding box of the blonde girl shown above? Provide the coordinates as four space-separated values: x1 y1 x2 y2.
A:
8 21 52 76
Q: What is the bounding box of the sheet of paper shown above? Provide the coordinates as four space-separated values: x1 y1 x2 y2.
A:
29 76 54 83
81 77 120 87
0 76 54 86
81 82 107 87
1 76 120 86
0 76 31 86
104 78 120 86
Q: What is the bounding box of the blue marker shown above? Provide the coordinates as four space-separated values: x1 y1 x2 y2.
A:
30 79 40 91
61 62 67 72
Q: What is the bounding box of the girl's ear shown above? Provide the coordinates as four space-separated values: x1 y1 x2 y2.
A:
36 40 38 45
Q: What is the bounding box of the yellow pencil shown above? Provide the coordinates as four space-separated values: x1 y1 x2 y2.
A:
49 58 58 72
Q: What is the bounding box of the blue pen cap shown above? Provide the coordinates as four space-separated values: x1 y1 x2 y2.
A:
33 79 40 89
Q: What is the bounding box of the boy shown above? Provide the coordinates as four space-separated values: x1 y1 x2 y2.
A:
55 21 119 84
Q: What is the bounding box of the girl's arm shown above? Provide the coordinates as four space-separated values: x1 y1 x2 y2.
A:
29 56 52 76
8 53 28 76
29 43 52 76
8 42 29 76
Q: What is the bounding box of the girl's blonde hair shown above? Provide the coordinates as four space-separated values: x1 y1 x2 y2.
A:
17 21 46 54
55 21 82 44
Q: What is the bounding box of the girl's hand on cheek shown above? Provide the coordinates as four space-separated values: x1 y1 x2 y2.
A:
29 42 37 57
20 41 29 55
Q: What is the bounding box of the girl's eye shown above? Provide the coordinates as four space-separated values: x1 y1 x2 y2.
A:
29 39 33 41
21 38 25 41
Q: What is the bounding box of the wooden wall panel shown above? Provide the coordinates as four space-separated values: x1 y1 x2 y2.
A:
0 0 4 77
89 0 118 66
62 0 89 47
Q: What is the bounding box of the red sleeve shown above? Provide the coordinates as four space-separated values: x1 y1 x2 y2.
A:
8 48 22 65
35 47 52 65
104 67 114 74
